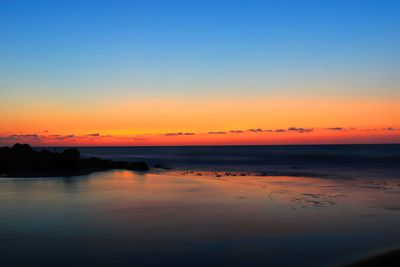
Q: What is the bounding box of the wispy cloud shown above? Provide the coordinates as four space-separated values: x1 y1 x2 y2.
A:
1 126 398 145
326 127 344 131
49 134 76 140
5 134 41 140
208 131 226 135
86 133 101 137
165 132 195 136
0 136 17 141
248 128 263 133
288 127 313 133
115 136 146 141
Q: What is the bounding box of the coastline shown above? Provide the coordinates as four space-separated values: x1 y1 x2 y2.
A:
3 143 400 180
0 144 149 178
1 162 400 266
342 248 400 267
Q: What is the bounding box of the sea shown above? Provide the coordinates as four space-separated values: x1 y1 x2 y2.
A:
1 144 400 267
51 144 400 178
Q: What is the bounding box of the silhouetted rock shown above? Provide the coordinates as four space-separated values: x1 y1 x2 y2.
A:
62 148 80 161
13 143 33 153
0 144 150 177
130 162 150 171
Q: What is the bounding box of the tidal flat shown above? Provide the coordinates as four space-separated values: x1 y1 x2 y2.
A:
1 170 399 266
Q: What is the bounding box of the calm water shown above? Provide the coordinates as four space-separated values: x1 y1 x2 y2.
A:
47 144 400 178
1 170 400 267
2 144 400 266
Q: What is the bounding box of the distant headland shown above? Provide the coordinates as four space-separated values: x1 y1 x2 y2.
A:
0 144 149 177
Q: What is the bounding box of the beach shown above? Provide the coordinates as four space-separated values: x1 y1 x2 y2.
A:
1 163 400 266
2 0 399 266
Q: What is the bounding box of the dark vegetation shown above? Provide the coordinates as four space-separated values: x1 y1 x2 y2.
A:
0 144 149 177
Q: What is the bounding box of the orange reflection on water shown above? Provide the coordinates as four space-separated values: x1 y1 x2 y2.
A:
75 170 400 241
1 170 400 267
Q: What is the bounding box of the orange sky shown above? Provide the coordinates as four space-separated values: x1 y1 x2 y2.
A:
1 1 399 147
1 96 399 146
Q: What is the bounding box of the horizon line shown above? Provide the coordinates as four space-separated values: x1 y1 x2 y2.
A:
24 142 400 148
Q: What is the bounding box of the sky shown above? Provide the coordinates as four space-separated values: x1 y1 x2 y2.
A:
0 0 399 146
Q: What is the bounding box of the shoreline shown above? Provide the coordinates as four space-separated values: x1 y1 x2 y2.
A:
1 159 400 267
342 248 400 267
0 143 149 178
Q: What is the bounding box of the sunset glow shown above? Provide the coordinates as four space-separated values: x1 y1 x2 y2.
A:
0 0 399 146
1 96 399 145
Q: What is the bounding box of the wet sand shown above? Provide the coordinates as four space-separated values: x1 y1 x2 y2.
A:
0 170 400 266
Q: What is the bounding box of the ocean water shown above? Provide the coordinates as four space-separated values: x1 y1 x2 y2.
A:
47 144 400 179
1 171 400 267
1 144 400 266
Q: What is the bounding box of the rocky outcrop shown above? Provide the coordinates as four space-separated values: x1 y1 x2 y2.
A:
0 143 149 177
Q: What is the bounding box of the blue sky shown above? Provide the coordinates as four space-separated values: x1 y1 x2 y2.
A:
0 0 399 101
1 0 399 145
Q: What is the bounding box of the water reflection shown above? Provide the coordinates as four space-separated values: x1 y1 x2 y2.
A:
0 171 399 267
